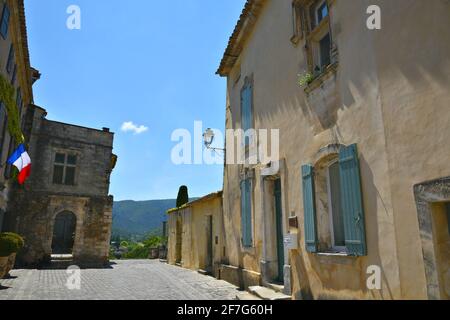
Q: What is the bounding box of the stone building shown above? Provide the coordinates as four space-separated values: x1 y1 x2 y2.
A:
0 0 116 267
167 191 224 277
0 0 37 230
6 105 115 267
217 0 450 299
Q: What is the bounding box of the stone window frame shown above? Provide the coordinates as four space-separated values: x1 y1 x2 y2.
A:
293 0 338 91
51 149 81 186
414 176 450 300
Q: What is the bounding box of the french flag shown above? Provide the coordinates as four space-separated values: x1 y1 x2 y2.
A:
7 144 31 185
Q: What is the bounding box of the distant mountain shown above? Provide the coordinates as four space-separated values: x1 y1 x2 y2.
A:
112 199 175 239
112 198 197 240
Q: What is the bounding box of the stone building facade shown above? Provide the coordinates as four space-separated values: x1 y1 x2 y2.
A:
217 0 450 299
6 106 115 267
0 0 37 230
0 0 116 267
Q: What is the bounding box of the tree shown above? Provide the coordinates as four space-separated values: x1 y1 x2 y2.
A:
176 185 189 207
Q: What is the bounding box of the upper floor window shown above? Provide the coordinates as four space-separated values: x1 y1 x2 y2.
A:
315 1 328 26
240 78 254 148
6 44 14 74
0 3 10 39
53 152 77 185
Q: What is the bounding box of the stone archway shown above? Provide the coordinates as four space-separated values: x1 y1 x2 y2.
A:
51 211 77 255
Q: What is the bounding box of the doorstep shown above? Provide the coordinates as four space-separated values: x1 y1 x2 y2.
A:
248 286 291 301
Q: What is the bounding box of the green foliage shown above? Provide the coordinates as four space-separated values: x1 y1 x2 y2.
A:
1 232 24 249
297 71 314 87
176 185 189 207
120 241 129 247
120 235 165 260
0 234 21 257
0 74 25 144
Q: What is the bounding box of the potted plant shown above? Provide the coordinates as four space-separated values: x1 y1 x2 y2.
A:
1 233 24 277
0 234 21 279
297 71 314 87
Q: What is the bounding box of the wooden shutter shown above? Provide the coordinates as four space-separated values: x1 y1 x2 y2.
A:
241 83 252 132
302 164 318 253
339 144 367 256
241 179 252 247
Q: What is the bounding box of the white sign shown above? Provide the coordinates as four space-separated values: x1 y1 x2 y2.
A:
284 233 298 250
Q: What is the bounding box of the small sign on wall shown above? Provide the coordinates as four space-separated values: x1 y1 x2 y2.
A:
284 233 298 250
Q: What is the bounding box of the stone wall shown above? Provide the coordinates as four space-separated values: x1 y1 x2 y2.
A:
5 105 115 267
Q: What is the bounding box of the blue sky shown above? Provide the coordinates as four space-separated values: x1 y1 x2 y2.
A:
24 0 245 201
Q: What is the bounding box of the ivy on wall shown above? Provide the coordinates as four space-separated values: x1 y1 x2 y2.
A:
0 74 25 144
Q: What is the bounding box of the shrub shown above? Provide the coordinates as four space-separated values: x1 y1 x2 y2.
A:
0 233 24 250
176 185 189 207
0 234 20 257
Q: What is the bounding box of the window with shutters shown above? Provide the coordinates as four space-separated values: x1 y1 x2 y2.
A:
302 144 367 256
0 3 10 40
240 178 253 248
52 152 78 186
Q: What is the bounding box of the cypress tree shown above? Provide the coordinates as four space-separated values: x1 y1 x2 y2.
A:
176 185 189 207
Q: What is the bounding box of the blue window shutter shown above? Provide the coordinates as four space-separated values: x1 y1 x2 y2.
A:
339 144 367 256
241 179 252 247
0 4 10 39
302 164 318 253
241 84 252 132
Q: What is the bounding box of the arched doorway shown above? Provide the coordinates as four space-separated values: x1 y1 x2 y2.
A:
51 211 76 254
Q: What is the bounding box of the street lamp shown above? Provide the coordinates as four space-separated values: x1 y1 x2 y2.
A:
203 128 224 151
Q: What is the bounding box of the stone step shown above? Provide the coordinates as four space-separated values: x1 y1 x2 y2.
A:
248 286 291 301
236 291 262 300
265 282 284 293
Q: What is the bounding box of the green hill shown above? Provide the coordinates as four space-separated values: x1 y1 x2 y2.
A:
112 198 197 240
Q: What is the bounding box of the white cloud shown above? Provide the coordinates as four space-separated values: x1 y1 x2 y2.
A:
121 121 148 135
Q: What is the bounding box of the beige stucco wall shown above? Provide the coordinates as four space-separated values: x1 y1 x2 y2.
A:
167 194 224 277
221 0 450 299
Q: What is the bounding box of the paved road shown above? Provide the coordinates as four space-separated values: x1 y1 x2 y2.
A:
0 260 240 300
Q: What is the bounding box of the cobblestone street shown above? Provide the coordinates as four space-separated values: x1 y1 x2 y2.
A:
0 260 240 300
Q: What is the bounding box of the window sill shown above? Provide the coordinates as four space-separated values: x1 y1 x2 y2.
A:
315 251 352 257
304 62 338 95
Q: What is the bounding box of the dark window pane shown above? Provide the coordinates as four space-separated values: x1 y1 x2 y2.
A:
65 167 75 185
67 155 77 165
55 153 65 164
0 4 10 39
53 165 64 184
320 33 331 68
6 44 14 74
329 161 345 247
